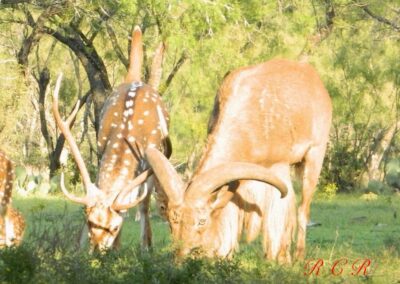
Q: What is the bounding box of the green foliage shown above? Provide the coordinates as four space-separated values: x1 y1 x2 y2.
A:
0 246 37 283
385 158 400 189
0 1 400 190
384 236 400 255
319 183 338 200
366 180 392 195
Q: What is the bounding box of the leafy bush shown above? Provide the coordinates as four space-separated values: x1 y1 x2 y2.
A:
367 180 393 195
385 158 400 192
319 183 338 200
0 246 308 283
0 246 38 283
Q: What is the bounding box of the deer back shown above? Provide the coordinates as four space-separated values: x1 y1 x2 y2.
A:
97 82 171 192
197 59 332 173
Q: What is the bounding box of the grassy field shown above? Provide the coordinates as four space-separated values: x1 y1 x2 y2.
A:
1 193 399 283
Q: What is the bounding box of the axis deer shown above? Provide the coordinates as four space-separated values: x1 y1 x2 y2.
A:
146 59 332 262
0 151 25 247
52 26 171 251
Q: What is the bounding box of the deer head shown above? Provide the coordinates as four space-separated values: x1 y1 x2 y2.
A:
145 147 287 256
53 26 170 251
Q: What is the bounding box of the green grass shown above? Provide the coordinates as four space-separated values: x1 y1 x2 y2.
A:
1 194 399 283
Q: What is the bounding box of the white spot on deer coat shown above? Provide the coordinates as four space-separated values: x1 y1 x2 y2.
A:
5 217 16 246
113 143 119 149
138 119 144 125
128 136 135 142
126 100 134 108
143 110 149 116
111 123 117 128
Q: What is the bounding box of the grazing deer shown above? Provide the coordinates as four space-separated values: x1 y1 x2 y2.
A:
0 151 25 247
145 59 332 262
52 26 171 251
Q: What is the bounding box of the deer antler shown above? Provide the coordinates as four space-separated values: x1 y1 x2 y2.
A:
112 169 153 210
185 163 288 201
52 73 98 202
145 147 184 207
148 42 165 90
125 26 143 83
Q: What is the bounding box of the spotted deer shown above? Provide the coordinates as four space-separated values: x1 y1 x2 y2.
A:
52 26 171 251
0 151 25 248
145 59 332 262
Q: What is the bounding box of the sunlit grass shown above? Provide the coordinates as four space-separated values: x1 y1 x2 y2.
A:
2 194 399 283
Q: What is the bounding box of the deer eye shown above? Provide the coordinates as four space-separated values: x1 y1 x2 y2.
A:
198 219 206 226
110 225 119 234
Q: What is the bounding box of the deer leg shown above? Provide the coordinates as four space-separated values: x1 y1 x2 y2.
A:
139 177 153 249
296 146 326 260
263 164 295 264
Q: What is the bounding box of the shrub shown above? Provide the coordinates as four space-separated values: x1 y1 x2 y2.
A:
319 183 338 200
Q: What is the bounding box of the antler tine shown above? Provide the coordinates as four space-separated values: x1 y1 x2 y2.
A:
148 42 165 90
60 173 87 205
65 99 81 127
112 169 153 211
52 73 95 194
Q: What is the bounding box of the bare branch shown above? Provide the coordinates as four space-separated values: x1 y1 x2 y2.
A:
161 52 187 93
105 22 128 68
361 4 400 32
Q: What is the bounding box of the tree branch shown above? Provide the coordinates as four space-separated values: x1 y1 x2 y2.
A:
105 22 128 69
161 52 188 93
17 5 63 72
361 5 400 32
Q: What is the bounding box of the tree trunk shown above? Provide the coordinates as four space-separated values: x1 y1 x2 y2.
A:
362 120 400 184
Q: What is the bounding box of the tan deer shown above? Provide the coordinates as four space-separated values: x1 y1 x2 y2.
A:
52 26 171 251
145 59 332 262
0 151 25 248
